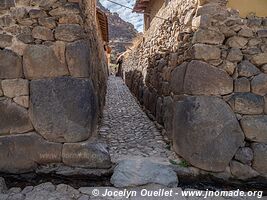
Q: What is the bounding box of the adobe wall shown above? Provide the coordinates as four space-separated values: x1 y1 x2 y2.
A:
124 0 267 181
0 0 110 173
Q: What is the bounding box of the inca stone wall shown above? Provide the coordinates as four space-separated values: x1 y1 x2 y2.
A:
124 0 267 180
0 0 110 173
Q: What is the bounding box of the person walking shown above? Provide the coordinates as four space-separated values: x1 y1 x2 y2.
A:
116 53 124 78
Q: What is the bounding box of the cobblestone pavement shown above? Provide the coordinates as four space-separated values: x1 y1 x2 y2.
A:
99 76 174 163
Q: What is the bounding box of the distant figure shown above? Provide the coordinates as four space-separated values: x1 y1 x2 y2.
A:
116 54 124 78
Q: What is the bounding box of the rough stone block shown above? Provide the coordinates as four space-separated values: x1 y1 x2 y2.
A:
0 98 33 135
241 115 267 143
170 63 187 94
29 9 47 19
252 143 267 176
234 147 253 165
32 26 54 41
227 48 243 62
0 49 22 79
251 73 267 96
0 34 12 48
66 40 92 78
257 29 267 38
218 61 236 75
55 24 85 42
226 36 248 48
62 140 111 169
1 79 29 98
251 53 267 66
238 60 260 77
230 161 259 180
183 60 233 95
38 17 56 29
0 132 62 173
59 15 83 25
192 29 225 45
30 77 98 143
172 96 244 172
228 93 264 115
234 77 250 93
14 96 29 108
192 44 221 61
238 27 254 38
23 45 69 79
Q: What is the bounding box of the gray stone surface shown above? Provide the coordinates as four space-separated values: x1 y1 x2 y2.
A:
192 44 221 61
230 161 259 180
183 60 233 95
172 96 244 172
234 147 253 165
66 40 92 78
0 98 33 135
0 49 22 79
252 143 267 176
62 140 111 168
0 132 62 173
23 45 69 79
192 29 225 44
240 115 267 143
228 93 264 114
30 77 98 143
55 24 85 42
251 73 267 96
234 77 250 93
111 158 178 188
237 60 260 77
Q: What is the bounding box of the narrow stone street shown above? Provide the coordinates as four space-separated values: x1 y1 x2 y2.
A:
99 76 174 163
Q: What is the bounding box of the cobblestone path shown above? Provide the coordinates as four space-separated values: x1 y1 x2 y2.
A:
99 76 173 162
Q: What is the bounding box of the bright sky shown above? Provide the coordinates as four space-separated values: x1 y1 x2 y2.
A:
99 0 144 32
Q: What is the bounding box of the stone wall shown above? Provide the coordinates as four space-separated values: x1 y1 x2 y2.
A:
124 0 267 181
0 0 110 173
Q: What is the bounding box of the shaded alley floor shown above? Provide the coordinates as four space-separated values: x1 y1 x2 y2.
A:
99 76 174 163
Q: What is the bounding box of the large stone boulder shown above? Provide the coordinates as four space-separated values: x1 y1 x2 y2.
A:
240 116 267 143
170 61 233 95
23 45 69 79
62 140 111 168
252 143 267 176
0 98 33 135
0 132 62 173
66 40 92 78
0 49 22 79
183 60 233 95
30 77 98 143
111 158 178 188
172 96 244 172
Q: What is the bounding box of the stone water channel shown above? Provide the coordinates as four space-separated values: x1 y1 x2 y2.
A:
0 76 266 200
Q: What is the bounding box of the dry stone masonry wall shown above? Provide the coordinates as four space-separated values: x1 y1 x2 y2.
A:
124 0 267 181
0 0 110 173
